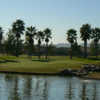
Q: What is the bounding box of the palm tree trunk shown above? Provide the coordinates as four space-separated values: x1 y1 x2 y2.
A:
45 43 48 60
70 43 73 59
16 37 19 57
0 40 1 54
32 39 35 54
84 40 87 58
38 44 41 60
82 83 86 100
94 41 98 59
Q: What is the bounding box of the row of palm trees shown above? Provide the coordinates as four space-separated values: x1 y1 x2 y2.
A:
25 26 52 59
0 19 52 60
66 24 100 59
0 19 100 60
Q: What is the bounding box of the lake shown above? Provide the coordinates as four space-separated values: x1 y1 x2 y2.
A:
0 73 99 100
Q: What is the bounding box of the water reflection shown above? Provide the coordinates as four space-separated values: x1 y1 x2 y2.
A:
81 83 86 100
0 74 100 100
93 83 96 100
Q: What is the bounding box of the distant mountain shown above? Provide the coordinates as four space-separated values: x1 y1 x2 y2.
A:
80 43 90 47
55 43 90 48
56 43 70 48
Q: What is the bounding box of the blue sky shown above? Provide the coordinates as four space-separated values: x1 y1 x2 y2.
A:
0 0 100 43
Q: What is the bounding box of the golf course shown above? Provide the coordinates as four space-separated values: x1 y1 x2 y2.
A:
0 55 99 78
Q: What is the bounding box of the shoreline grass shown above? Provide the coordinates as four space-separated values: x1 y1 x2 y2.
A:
0 55 100 75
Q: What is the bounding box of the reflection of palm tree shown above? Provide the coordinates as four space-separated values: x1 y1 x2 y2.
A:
23 77 32 97
93 83 97 100
81 83 86 100
68 81 72 100
34 79 48 100
42 80 48 100
5 75 20 100
4 74 14 82
64 80 72 100
12 76 21 100
4 74 15 100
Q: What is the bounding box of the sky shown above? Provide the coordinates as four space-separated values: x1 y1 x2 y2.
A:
0 0 100 44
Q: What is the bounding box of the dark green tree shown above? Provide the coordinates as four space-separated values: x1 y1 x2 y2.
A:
12 19 25 57
91 28 100 58
36 31 44 59
25 26 37 57
72 41 82 57
90 40 96 56
44 28 52 60
66 29 77 59
0 27 3 53
80 24 91 58
4 29 15 55
5 29 23 56
47 42 55 56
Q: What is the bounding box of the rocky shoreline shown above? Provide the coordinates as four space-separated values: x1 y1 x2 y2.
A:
59 64 100 77
0 64 100 80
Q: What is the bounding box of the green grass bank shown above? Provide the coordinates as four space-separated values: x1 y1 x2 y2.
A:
0 55 100 76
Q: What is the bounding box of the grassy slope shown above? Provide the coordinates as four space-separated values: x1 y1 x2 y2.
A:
0 55 100 74
87 73 100 80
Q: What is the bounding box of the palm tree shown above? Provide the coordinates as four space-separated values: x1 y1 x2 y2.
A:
44 28 52 60
26 26 37 56
91 28 100 58
12 19 25 57
80 24 91 58
66 29 77 59
36 31 44 59
0 27 3 53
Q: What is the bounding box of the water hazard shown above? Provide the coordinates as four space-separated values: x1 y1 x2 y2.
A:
0 74 99 100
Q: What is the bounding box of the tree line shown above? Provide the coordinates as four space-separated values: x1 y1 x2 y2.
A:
66 24 100 59
0 19 52 60
0 19 100 60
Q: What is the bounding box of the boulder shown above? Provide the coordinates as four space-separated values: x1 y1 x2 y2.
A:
59 69 76 76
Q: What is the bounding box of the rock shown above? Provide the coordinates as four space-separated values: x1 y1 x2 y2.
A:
59 69 77 76
58 64 100 77
81 64 100 72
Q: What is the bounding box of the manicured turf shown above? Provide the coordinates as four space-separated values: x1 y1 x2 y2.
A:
86 72 100 80
0 55 100 74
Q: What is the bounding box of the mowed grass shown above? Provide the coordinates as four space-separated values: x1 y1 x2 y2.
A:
87 72 100 80
0 55 100 74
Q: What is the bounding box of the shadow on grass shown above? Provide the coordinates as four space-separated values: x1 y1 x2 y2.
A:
88 57 100 60
32 59 49 62
0 59 18 63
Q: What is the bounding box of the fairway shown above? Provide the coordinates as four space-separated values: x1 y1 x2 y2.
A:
0 55 100 74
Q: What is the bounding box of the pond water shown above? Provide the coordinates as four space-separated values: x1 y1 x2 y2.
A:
0 74 99 100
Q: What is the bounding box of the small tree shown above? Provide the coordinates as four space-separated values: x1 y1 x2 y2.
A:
72 42 82 57
36 31 44 59
4 29 14 55
12 19 25 57
5 29 23 56
90 40 96 56
91 28 100 58
80 24 91 58
44 28 52 60
66 29 77 59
